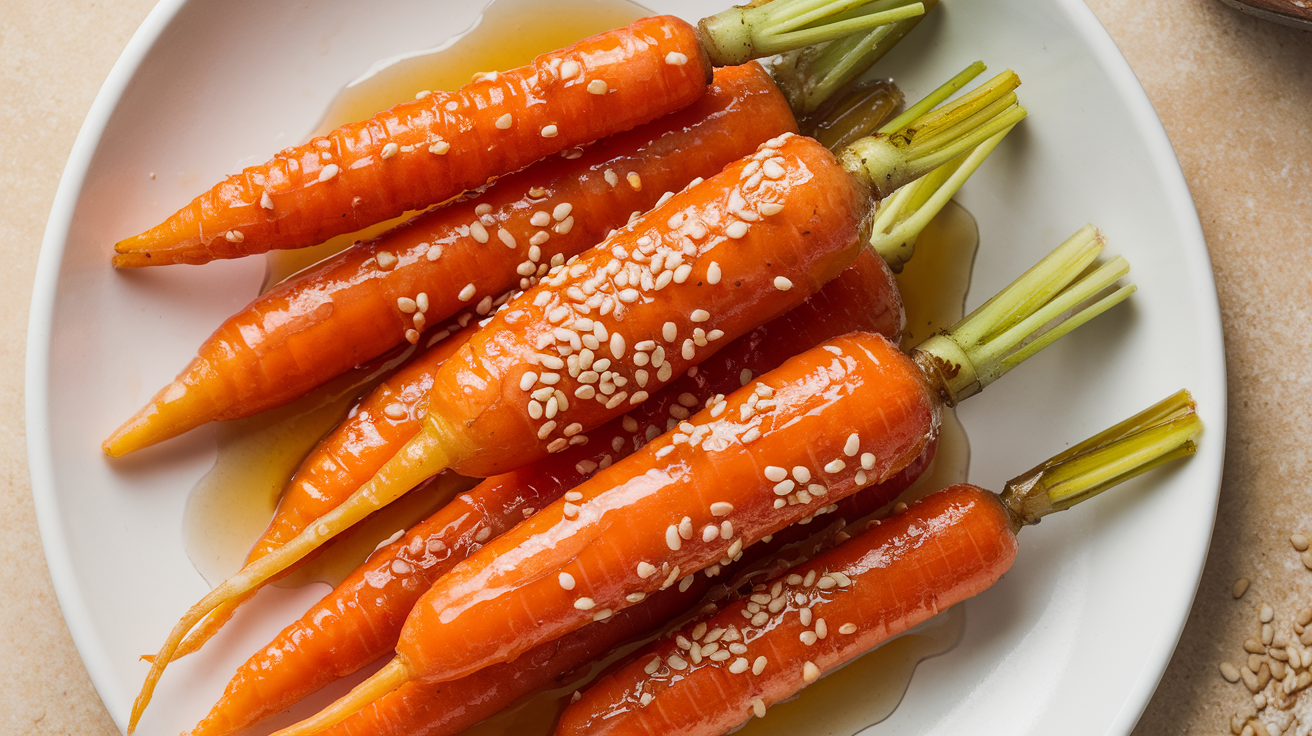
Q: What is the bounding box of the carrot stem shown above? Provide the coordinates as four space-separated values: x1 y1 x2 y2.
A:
911 225 1135 406
700 0 926 66
1002 390 1202 527
841 69 1026 198
878 61 987 135
869 125 1014 271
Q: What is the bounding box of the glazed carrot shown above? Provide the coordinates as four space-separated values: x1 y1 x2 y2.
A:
113 0 928 267
131 71 1026 730
321 449 936 736
265 223 1135 735
104 63 800 457
184 245 906 736
555 392 1203 736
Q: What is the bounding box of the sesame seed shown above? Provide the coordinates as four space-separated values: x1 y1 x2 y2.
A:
630 391 648 404
637 561 657 579
469 221 489 243
627 172 642 190
397 297 417 313
540 124 559 138
495 113 513 129
666 525 682 551
759 202 783 216
800 630 817 646
537 421 557 440
681 340 695 360
725 221 748 239
383 403 407 420
553 203 573 221
690 309 710 323
668 654 689 670
830 571 852 587
789 467 811 484
559 572 575 590
824 459 846 474
839 623 857 635
476 295 493 315
381 142 399 159
751 697 767 718
727 538 743 558
773 480 795 496
803 661 821 683
750 611 769 627
628 592 647 604
587 79 608 95
574 597 596 610
774 276 793 291
224 230 244 243
763 160 786 179
817 575 837 590
317 163 339 183
720 521 733 539
429 140 450 155
665 51 688 66
498 228 516 248
764 466 787 482
609 333 626 359
799 608 813 626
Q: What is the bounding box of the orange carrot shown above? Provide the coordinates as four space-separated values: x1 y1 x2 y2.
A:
554 392 1202 736
265 219 1135 735
321 448 937 736
104 63 798 457
113 0 928 267
186 247 904 736
132 73 1026 730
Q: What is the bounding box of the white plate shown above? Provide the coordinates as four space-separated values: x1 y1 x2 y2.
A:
27 0 1226 733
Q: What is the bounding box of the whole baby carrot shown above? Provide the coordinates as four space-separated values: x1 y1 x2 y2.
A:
131 71 1025 729
322 449 937 736
185 245 905 736
112 1 927 267
555 392 1202 735
265 224 1135 735
104 63 798 457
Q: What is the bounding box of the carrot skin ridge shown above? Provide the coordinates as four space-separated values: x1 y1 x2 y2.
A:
554 484 1016 736
188 248 903 736
104 63 794 457
397 331 939 684
112 16 710 267
319 443 936 736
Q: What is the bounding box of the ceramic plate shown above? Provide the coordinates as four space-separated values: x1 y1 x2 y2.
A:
27 0 1226 733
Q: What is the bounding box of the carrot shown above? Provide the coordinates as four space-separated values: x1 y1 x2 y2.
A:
104 63 800 457
130 70 1027 730
321 447 937 736
112 0 928 267
554 391 1203 736
184 244 906 736
264 221 1136 736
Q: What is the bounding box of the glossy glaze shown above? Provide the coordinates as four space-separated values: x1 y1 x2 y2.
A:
112 15 709 267
429 133 873 478
399 332 938 683
556 484 1017 735
104 62 789 457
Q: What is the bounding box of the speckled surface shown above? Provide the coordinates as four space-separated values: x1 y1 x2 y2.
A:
1 1 1308 734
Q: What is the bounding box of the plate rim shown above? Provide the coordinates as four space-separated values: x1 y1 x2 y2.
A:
24 0 1229 732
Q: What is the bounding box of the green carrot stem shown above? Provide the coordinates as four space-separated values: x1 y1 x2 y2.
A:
700 0 926 66
869 126 1014 270
879 61 986 135
840 69 1026 198
1001 390 1202 527
911 225 1135 406
772 0 938 115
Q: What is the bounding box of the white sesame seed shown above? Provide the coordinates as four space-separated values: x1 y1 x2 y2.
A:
396 297 417 314
495 113 513 129
830 572 852 587
609 333 626 359
720 521 733 540
627 172 642 190
476 295 493 315
839 623 858 635
668 654 688 670
540 124 559 138
559 572 575 590
644 655 662 675
750 611 769 627
383 403 407 420
751 697 766 718
637 561 657 579
774 276 793 291
317 163 339 183
773 480 795 496
553 203 573 221
381 142 399 159
665 51 688 66
429 140 450 155
800 630 818 646
763 160 786 179
817 575 837 590
498 228 516 248
725 221 749 240
824 459 846 474
537 421 557 440
666 525 682 551
759 202 783 216
469 221 489 243
690 309 710 323
803 661 821 683
628 592 647 604
727 539 743 558
573 597 595 610
702 525 719 543
764 466 787 482
224 230 244 243
630 391 648 404
681 339 695 360
844 433 861 457
587 79 608 95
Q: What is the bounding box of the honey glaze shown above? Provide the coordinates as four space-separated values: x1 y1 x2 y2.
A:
264 0 648 286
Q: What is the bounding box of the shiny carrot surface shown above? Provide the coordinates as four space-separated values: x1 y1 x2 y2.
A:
104 64 794 457
430 132 872 479
321 449 936 736
555 484 1016 736
112 16 710 267
189 248 902 736
398 331 938 683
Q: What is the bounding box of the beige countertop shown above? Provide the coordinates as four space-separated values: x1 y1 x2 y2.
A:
2 1 1309 734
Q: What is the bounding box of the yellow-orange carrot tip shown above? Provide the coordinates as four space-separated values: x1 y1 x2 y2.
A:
128 428 459 732
270 659 412 736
